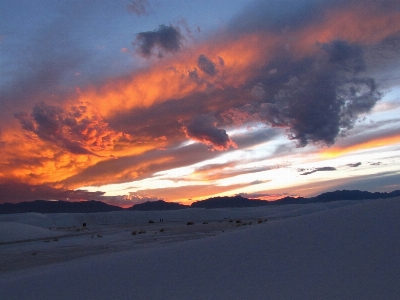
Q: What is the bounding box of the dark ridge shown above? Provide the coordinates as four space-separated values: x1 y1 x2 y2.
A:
273 190 400 205
191 190 400 208
0 200 123 214
128 200 189 211
190 195 268 209
1 190 399 214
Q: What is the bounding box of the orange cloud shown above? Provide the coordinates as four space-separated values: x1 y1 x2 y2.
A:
320 133 400 159
3 1 399 193
60 155 174 189
291 3 400 57
76 3 400 122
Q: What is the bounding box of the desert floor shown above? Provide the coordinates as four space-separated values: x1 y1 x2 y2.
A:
1 198 399 299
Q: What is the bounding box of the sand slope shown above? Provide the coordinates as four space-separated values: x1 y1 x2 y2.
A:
1 198 399 299
0 222 60 243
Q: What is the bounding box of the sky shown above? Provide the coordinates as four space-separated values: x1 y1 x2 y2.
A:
1 0 400 207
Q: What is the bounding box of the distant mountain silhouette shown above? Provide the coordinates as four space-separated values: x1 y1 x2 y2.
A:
190 190 400 208
1 190 399 214
0 200 123 214
190 195 268 209
128 200 188 211
273 190 400 205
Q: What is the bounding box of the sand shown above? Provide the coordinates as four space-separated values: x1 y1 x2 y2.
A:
1 198 399 299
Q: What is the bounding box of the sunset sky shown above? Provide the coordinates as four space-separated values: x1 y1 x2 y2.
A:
1 0 400 207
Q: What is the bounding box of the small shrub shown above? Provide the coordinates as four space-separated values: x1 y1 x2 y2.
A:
138 230 146 234
148 220 154 224
203 221 208 224
187 221 194 225
229 220 233 223
97 234 102 237
257 219 263 224
159 228 165 232
236 220 241 224
132 231 137 235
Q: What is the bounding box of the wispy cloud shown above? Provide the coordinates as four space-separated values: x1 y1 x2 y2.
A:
300 167 337 176
127 0 151 16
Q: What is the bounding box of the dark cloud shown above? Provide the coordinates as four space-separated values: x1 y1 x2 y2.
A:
127 0 150 16
183 114 237 151
134 25 184 57
222 40 382 147
15 102 126 155
300 167 337 175
322 40 365 72
346 162 362 168
197 54 217 76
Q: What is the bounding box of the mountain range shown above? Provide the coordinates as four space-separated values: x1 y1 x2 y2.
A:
1 190 399 214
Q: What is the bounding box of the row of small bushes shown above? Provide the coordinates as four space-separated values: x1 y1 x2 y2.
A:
132 230 146 235
132 228 165 235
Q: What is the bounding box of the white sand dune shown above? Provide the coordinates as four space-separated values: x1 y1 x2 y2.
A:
0 222 60 243
1 198 399 299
